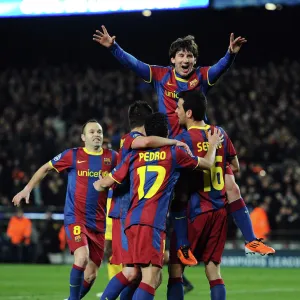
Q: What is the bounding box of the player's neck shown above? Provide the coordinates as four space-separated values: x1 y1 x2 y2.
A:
131 126 145 135
186 120 206 130
84 145 102 153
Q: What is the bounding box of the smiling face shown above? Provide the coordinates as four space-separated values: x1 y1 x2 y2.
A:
171 49 196 77
81 122 103 149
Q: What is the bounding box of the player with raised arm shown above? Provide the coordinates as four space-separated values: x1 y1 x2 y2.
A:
12 120 118 300
99 102 193 300
93 26 274 259
167 91 275 300
94 112 223 300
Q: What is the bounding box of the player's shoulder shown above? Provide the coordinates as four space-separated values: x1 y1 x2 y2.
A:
151 65 171 72
175 129 189 140
129 131 144 139
102 148 118 156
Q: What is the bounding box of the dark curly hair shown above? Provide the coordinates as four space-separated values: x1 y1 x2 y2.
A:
169 35 198 61
128 101 153 129
145 112 168 138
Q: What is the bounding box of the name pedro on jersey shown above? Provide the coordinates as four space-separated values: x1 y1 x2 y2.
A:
139 151 166 162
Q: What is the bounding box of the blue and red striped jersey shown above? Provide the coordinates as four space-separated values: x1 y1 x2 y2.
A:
149 66 210 138
109 131 143 219
110 145 200 231
49 147 118 232
175 125 236 220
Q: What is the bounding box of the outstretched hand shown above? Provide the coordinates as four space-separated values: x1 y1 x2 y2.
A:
93 25 116 48
229 33 247 54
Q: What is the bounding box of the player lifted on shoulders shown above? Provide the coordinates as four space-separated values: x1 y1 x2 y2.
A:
12 120 118 300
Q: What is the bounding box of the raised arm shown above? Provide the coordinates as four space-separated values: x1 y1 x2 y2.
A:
93 25 151 82
207 33 247 85
12 162 53 206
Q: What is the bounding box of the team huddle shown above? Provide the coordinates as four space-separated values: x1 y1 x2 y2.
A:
12 26 275 300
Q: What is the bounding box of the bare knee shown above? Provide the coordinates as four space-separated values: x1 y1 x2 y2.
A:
122 266 139 282
225 175 241 202
74 246 89 268
141 266 162 289
205 261 222 281
84 261 99 283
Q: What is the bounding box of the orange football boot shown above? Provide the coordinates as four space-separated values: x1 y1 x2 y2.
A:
245 238 275 256
177 245 198 266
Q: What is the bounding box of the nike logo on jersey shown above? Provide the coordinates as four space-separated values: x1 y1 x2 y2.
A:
77 160 86 164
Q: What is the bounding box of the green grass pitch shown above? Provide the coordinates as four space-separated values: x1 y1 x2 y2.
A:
0 264 299 299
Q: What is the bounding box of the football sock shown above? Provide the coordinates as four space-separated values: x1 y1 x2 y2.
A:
229 198 256 242
171 210 189 250
167 277 183 300
100 272 130 300
210 279 226 300
69 264 85 300
132 282 155 300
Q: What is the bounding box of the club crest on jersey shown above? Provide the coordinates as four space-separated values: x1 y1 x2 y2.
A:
189 79 198 88
53 154 61 162
74 235 81 242
104 158 111 165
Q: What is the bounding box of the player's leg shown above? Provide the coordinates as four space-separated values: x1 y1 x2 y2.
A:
167 263 184 300
105 216 122 280
225 172 275 255
65 224 90 300
132 264 161 300
205 261 226 300
170 174 197 266
80 260 98 299
100 222 139 300
119 266 141 300
78 229 104 299
167 229 185 300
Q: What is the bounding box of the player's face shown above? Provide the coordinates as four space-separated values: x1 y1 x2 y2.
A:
176 98 187 126
81 122 103 148
171 50 196 77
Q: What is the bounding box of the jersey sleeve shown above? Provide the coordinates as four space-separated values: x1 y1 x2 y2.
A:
110 153 131 184
111 150 119 168
218 127 237 159
226 133 237 159
149 65 169 84
174 146 199 170
124 132 144 149
49 149 73 172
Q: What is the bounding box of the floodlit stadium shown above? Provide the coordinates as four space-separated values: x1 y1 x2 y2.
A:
1 1 300 299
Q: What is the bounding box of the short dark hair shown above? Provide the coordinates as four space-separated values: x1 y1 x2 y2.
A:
81 119 100 134
128 101 153 129
178 90 207 121
169 35 198 60
144 112 168 138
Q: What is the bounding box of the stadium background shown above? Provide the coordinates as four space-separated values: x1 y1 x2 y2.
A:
0 0 300 299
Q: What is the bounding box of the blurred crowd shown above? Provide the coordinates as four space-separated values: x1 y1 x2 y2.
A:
0 59 300 241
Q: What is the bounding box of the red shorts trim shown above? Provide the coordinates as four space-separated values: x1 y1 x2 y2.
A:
65 223 104 267
111 218 129 265
123 225 166 268
170 208 227 264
